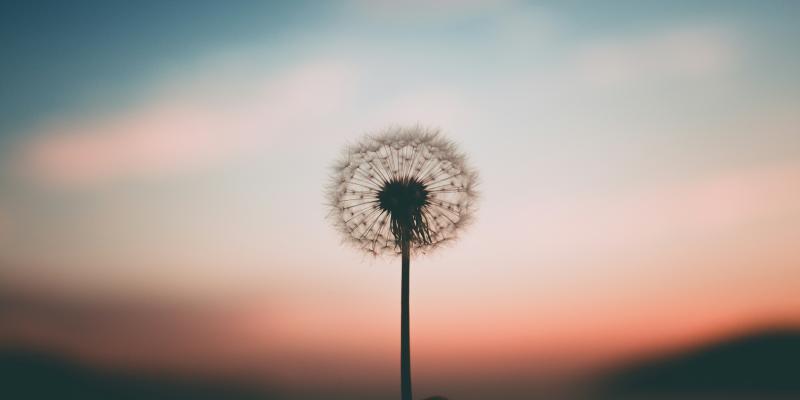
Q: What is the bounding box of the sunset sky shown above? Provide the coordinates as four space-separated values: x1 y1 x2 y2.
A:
1 1 799 397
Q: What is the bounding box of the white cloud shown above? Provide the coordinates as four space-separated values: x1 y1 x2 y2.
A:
365 88 472 131
571 25 739 88
348 0 518 20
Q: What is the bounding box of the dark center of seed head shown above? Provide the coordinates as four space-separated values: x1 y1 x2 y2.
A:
378 179 429 217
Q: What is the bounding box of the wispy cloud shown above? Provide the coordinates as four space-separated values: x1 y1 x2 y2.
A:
571 24 739 87
14 59 357 188
347 0 518 20
511 161 800 253
364 88 471 131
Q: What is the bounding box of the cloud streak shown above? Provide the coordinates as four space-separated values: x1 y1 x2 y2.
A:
572 25 739 87
492 161 800 256
14 59 356 188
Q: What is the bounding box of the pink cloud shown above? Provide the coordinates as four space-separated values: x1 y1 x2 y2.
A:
591 162 800 247
572 25 739 87
505 161 800 253
16 60 356 187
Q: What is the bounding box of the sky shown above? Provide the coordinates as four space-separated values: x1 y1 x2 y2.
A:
1 0 799 398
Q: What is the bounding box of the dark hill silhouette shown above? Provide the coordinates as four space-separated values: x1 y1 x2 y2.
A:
0 347 276 400
590 327 800 399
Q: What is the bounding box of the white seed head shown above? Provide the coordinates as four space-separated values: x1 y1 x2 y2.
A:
326 125 478 256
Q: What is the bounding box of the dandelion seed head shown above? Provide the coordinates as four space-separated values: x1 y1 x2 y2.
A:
327 125 478 256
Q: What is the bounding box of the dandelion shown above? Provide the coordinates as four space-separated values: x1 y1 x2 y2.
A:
327 125 478 400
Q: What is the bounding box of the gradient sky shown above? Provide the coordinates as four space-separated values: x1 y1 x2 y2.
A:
1 0 799 395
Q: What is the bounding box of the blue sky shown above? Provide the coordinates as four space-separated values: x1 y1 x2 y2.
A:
2 1 798 139
0 1 326 136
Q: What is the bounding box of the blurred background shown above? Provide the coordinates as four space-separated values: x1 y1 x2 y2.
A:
1 1 799 399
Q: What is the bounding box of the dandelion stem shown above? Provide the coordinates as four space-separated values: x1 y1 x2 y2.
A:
400 236 412 400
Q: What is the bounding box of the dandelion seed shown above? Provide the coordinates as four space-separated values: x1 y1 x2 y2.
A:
327 125 478 256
